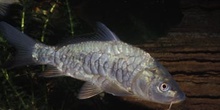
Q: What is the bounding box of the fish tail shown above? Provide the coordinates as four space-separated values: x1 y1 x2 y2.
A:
0 4 8 16
0 22 37 68
0 0 19 16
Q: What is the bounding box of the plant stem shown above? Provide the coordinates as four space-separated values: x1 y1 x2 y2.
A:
41 2 57 42
66 0 74 36
1 69 28 109
31 74 35 107
21 0 26 33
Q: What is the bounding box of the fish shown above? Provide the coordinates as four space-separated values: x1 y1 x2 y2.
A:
0 0 19 16
0 21 185 107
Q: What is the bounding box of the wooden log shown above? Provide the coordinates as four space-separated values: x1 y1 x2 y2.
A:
120 32 220 110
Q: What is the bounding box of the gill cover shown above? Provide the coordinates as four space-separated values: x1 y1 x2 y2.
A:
132 60 185 104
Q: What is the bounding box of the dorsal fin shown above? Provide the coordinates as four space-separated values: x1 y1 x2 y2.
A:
58 22 120 46
95 22 120 41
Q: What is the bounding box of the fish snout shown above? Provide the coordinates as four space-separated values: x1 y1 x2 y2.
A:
172 91 186 104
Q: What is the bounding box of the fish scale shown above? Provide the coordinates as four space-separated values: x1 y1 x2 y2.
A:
35 41 147 89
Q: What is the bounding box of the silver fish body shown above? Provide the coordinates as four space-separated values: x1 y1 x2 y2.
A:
34 41 150 88
0 21 185 105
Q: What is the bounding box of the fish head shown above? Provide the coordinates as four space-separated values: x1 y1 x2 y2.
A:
132 59 185 104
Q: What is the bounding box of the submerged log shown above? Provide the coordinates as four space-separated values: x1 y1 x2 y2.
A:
120 32 220 110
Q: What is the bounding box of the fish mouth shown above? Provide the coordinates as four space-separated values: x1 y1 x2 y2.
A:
167 94 185 110
171 92 186 104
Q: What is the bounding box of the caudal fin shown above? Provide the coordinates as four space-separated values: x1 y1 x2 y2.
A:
0 22 36 68
0 0 19 16
0 3 8 16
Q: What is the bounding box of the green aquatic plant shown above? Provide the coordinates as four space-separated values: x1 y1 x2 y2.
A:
65 0 74 36
41 1 58 42
1 69 27 109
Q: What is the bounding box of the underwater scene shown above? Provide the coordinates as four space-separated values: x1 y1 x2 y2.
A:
0 0 219 110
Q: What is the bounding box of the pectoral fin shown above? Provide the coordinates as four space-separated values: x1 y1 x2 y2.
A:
102 80 133 96
78 82 103 99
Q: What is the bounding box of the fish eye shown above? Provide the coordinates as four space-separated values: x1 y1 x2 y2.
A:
160 83 170 92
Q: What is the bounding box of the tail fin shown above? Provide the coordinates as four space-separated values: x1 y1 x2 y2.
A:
0 21 36 68
0 0 19 16
0 3 8 16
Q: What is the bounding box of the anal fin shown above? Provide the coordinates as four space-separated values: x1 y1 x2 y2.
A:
40 65 64 77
